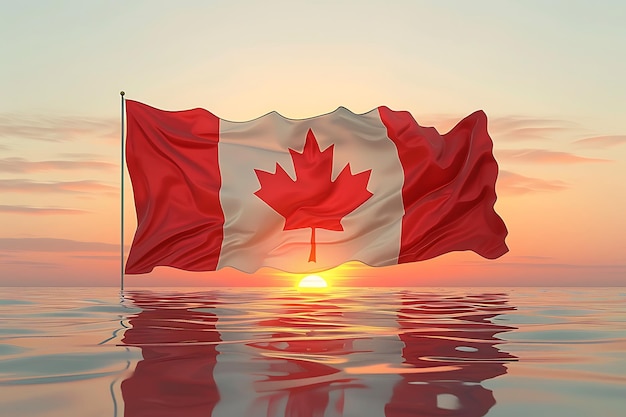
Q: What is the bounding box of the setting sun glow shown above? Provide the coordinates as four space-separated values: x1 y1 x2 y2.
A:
298 275 328 289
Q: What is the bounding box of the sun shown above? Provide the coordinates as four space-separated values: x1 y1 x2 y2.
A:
298 275 328 289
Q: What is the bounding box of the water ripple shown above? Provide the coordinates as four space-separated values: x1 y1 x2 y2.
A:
0 287 624 417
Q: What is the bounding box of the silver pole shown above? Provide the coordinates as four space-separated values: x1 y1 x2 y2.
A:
120 91 125 292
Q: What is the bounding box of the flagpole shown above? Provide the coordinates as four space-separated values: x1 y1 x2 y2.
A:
120 91 125 293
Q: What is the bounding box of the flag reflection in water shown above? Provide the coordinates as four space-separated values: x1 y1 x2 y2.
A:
120 290 516 417
245 296 368 416
120 291 221 417
385 292 517 417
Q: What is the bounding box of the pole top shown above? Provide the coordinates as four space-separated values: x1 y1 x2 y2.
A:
120 91 125 96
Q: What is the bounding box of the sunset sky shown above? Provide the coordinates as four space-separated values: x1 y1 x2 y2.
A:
1 1 624 287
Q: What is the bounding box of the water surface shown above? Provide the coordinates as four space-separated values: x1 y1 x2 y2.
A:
0 287 624 416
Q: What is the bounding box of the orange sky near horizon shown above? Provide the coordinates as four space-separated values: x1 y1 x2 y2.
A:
1 1 625 287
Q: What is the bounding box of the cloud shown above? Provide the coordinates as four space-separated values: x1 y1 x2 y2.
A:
0 259 61 268
0 205 87 215
57 152 108 159
573 135 626 148
71 255 120 260
488 116 569 130
505 255 553 261
462 260 626 271
496 149 610 164
0 179 117 194
495 127 569 141
0 114 116 142
488 116 574 141
0 157 115 173
419 114 574 142
0 238 118 252
498 170 568 195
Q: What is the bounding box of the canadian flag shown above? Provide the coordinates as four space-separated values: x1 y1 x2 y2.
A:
124 100 507 274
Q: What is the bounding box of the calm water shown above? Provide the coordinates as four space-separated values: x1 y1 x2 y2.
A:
0 287 624 417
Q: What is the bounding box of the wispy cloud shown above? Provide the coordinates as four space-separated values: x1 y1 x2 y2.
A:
71 255 119 260
0 179 117 194
498 170 568 195
0 157 115 173
0 205 87 215
462 260 626 271
0 259 61 268
489 116 569 130
0 238 118 252
496 149 610 164
573 135 626 148
488 116 574 142
0 114 116 142
506 255 553 261
495 127 569 141
57 152 109 159
420 114 574 142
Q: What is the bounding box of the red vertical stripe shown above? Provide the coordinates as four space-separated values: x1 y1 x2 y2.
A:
378 107 508 263
124 100 224 274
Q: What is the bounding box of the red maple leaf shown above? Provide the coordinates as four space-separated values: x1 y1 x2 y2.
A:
254 129 373 263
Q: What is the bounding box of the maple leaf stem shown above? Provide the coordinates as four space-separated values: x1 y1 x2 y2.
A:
308 227 316 262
